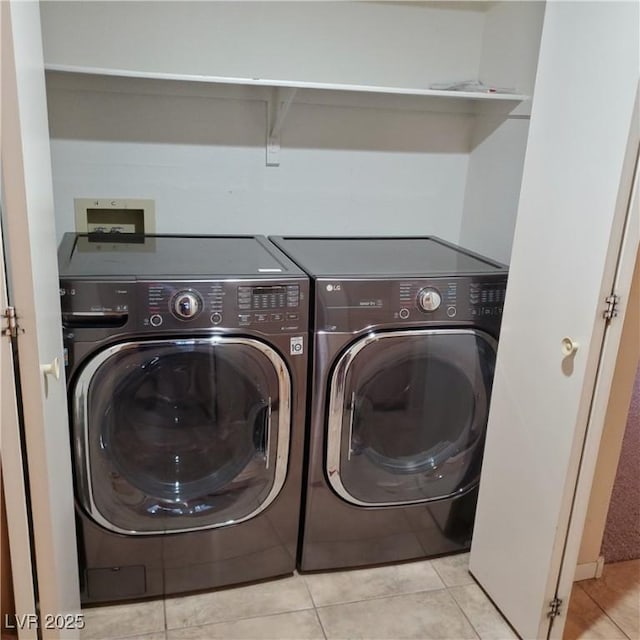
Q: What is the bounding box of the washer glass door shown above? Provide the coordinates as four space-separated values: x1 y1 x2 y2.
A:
72 337 290 534
326 329 496 506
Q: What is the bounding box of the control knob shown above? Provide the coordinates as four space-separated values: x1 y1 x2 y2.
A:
171 290 202 320
417 287 442 312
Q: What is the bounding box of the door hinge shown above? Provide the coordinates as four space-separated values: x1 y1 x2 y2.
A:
603 294 620 321
548 597 563 618
2 306 19 338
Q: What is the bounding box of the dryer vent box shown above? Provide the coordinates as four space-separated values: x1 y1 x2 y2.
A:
74 198 155 235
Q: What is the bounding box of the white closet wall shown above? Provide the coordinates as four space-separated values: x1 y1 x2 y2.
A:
41 1 544 262
459 1 545 263
46 74 473 244
40 2 488 89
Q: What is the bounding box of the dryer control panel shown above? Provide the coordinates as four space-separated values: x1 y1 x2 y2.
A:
316 275 507 335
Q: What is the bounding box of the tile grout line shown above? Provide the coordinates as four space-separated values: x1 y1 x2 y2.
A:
298 557 456 610
309 583 453 611
312 607 329 640
573 582 633 640
430 555 472 589
161 582 457 634
163 592 168 636
161 605 320 637
445 586 482 640
80 599 167 640
161 574 338 633
163 604 318 633
297 571 318 607
297 571 329 639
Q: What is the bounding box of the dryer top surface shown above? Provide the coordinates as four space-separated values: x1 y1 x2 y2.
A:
269 236 507 278
58 233 306 280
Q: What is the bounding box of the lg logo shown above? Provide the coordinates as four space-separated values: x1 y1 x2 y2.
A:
325 283 342 292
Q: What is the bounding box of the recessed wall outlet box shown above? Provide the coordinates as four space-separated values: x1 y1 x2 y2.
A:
74 198 156 235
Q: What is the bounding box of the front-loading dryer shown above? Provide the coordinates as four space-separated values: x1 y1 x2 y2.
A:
269 236 507 572
59 233 309 603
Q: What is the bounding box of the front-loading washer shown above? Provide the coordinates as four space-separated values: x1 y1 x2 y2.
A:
59 233 309 603
269 236 507 572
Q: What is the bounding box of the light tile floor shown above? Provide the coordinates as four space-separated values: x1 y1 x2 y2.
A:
77 556 640 640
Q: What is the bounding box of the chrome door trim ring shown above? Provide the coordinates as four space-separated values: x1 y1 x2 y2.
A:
73 336 291 535
325 328 497 507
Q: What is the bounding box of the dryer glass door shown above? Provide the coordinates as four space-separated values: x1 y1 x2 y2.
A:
72 337 290 534
326 329 496 506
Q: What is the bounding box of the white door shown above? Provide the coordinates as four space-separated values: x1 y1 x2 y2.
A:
1 2 80 638
469 3 639 640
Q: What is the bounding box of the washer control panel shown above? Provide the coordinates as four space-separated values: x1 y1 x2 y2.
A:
236 284 301 328
59 277 308 352
146 282 223 328
417 287 442 312
171 290 203 320
142 280 305 332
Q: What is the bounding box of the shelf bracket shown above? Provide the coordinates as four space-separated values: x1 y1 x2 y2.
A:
266 87 297 166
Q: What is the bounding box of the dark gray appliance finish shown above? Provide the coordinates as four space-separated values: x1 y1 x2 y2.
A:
269 236 508 572
60 234 309 603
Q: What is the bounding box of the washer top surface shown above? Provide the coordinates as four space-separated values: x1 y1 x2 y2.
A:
58 233 306 279
270 236 507 277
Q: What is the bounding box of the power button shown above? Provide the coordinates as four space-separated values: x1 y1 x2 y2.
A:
210 312 223 325
399 308 410 319
150 314 163 327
